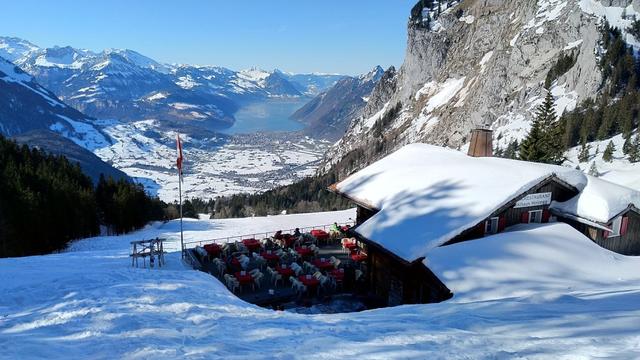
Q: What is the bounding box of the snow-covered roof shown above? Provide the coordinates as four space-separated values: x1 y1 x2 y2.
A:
551 175 640 224
334 143 588 261
426 223 640 303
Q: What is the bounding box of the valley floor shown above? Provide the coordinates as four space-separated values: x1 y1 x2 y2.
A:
1 209 639 359
85 118 329 202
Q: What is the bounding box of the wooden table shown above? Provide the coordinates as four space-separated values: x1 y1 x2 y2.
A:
312 258 334 271
203 243 221 257
295 247 313 257
310 229 329 242
276 266 295 278
242 238 262 252
260 251 280 262
330 269 345 282
298 275 320 289
235 271 254 285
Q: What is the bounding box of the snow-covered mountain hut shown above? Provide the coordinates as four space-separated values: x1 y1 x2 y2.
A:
330 143 587 306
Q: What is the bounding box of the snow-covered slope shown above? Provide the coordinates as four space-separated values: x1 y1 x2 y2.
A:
2 210 640 359
14 45 237 130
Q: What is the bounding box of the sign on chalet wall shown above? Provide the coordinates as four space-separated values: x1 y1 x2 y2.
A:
514 192 552 209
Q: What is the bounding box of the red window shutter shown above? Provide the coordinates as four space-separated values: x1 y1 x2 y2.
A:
621 216 629 236
521 212 529 224
498 216 506 232
542 209 551 223
603 229 610 238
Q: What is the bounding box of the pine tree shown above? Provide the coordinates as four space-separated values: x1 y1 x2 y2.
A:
588 161 599 177
623 133 633 155
603 140 616 162
520 88 564 163
503 140 519 159
629 135 640 162
578 139 591 162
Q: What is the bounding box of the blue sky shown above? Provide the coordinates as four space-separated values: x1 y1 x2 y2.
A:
0 0 416 75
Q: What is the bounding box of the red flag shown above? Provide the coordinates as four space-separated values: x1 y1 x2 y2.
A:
176 134 184 177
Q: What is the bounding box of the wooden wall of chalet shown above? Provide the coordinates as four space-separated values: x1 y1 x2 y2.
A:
560 210 640 256
445 176 579 246
356 205 378 226
364 240 452 306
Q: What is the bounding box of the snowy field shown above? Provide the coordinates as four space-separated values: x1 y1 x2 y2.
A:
1 209 640 359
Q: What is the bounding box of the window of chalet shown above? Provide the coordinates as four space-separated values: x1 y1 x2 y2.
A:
485 217 499 235
528 210 543 224
605 215 628 238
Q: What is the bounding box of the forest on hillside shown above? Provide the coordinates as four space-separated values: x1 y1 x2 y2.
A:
0 135 171 258
497 21 640 168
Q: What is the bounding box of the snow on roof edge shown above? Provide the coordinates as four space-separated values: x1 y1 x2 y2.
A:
550 175 640 224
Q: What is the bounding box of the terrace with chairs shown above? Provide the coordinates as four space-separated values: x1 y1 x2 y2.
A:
184 223 375 312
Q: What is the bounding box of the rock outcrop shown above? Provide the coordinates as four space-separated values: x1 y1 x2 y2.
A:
323 0 638 173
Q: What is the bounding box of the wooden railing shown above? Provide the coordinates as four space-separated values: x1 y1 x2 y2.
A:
181 220 355 253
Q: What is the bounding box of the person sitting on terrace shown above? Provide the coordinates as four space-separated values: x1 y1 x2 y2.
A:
274 230 283 240
329 222 342 240
293 228 301 238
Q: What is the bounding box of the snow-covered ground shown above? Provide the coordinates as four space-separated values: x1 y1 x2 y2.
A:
565 133 640 190
2 209 640 359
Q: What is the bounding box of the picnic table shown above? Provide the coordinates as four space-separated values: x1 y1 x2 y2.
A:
295 247 313 257
276 265 295 278
242 238 262 252
299 275 320 289
203 243 221 257
310 229 329 241
260 251 280 262
351 253 368 262
312 258 334 271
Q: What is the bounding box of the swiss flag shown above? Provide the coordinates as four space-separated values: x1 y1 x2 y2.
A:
176 134 184 178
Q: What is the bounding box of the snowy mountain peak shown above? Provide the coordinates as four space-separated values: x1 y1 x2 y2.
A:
0 36 39 62
31 46 93 69
103 48 170 73
359 65 384 83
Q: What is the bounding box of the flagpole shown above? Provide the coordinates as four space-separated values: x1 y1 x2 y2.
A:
176 134 185 259
179 171 184 259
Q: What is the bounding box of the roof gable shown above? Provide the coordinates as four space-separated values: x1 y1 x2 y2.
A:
550 175 640 224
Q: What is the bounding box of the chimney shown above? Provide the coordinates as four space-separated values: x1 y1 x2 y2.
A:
467 128 493 157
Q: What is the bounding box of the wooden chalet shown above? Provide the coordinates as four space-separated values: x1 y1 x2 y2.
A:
329 130 640 306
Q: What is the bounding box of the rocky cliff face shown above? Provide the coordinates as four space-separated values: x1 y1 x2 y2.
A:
324 0 639 172
291 66 384 141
